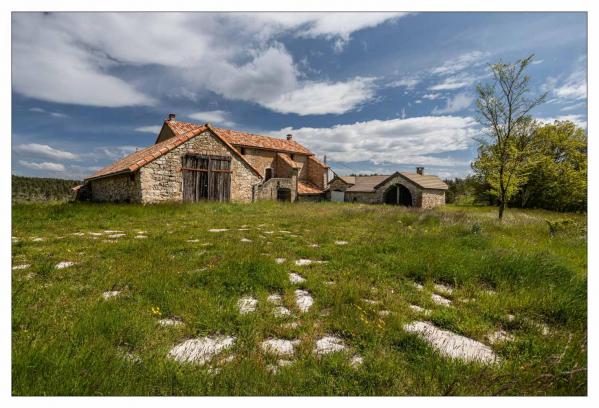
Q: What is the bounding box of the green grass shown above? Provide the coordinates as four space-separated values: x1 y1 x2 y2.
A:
11 201 587 395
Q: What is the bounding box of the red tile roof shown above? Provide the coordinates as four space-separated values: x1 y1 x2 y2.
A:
297 181 325 195
166 120 312 155
276 152 299 169
86 125 262 181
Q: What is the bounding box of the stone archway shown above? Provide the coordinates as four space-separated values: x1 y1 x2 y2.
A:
384 184 413 206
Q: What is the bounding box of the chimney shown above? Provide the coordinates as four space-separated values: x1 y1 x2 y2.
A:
416 167 424 175
286 134 293 141
167 113 176 121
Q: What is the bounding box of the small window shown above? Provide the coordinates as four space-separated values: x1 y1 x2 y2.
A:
241 147 246 155
290 154 295 160
265 168 273 181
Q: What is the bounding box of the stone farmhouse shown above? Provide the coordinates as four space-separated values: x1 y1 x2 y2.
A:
327 171 448 208
78 114 447 208
79 114 328 204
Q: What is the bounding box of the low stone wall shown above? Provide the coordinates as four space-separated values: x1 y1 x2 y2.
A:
90 173 141 203
344 191 379 204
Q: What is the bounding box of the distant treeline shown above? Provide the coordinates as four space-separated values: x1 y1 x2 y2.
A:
12 175 81 202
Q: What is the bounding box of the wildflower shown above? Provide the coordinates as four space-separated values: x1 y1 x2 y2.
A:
151 306 162 317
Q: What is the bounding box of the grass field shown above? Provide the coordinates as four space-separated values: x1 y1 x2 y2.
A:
11 201 587 395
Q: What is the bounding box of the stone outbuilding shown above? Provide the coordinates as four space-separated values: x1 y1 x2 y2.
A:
78 114 329 203
327 169 448 209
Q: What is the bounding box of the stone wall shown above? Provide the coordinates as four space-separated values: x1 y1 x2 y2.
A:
306 156 327 189
240 148 276 179
421 189 446 209
344 191 379 203
254 176 297 201
139 130 261 203
374 175 422 206
274 154 296 178
295 155 308 181
90 172 141 203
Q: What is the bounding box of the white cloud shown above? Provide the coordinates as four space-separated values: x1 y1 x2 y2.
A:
273 115 478 165
187 111 235 127
12 13 400 114
13 143 79 160
388 78 420 89
561 102 586 112
18 160 65 172
553 68 586 100
99 146 142 160
429 76 471 91
432 93 474 114
134 126 162 134
263 77 376 116
430 51 488 76
29 107 68 118
538 115 587 129
423 93 441 100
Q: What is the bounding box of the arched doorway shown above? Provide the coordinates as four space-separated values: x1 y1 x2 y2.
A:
384 184 412 206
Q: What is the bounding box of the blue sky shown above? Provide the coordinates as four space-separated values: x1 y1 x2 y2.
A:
11 12 587 180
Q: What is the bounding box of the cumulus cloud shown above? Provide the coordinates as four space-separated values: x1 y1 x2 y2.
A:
134 126 162 134
18 160 65 172
187 111 235 127
12 12 400 115
273 115 478 165
432 93 474 114
13 143 79 160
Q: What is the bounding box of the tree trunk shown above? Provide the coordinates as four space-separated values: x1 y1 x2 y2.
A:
498 200 505 220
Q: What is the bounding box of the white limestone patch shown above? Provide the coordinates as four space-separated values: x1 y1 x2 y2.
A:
487 330 514 345
267 293 282 304
71 232 85 236
362 299 381 305
378 310 391 317
186 239 200 243
279 230 291 234
308 243 320 248
200 243 212 247
335 240 349 245
31 237 44 242
55 261 75 269
238 296 258 314
238 228 250 231
274 306 292 318
266 359 294 374
12 264 31 270
350 355 364 368
403 321 498 364
103 230 123 234
168 335 235 365
314 336 346 355
208 228 229 233
275 258 286 264
413 282 424 291
102 290 121 299
434 283 453 295
158 317 184 327
325 281 336 286
295 259 328 266
289 272 306 284
507 314 516 322
240 238 253 243
409 304 432 315
135 235 148 239
261 338 300 356
295 289 314 313
264 231 274 235
431 293 452 307
88 232 103 236
107 234 126 238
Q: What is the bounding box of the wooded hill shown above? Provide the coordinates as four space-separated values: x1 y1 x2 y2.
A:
12 175 81 202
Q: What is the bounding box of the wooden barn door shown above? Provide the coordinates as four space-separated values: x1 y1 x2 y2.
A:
182 155 231 202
